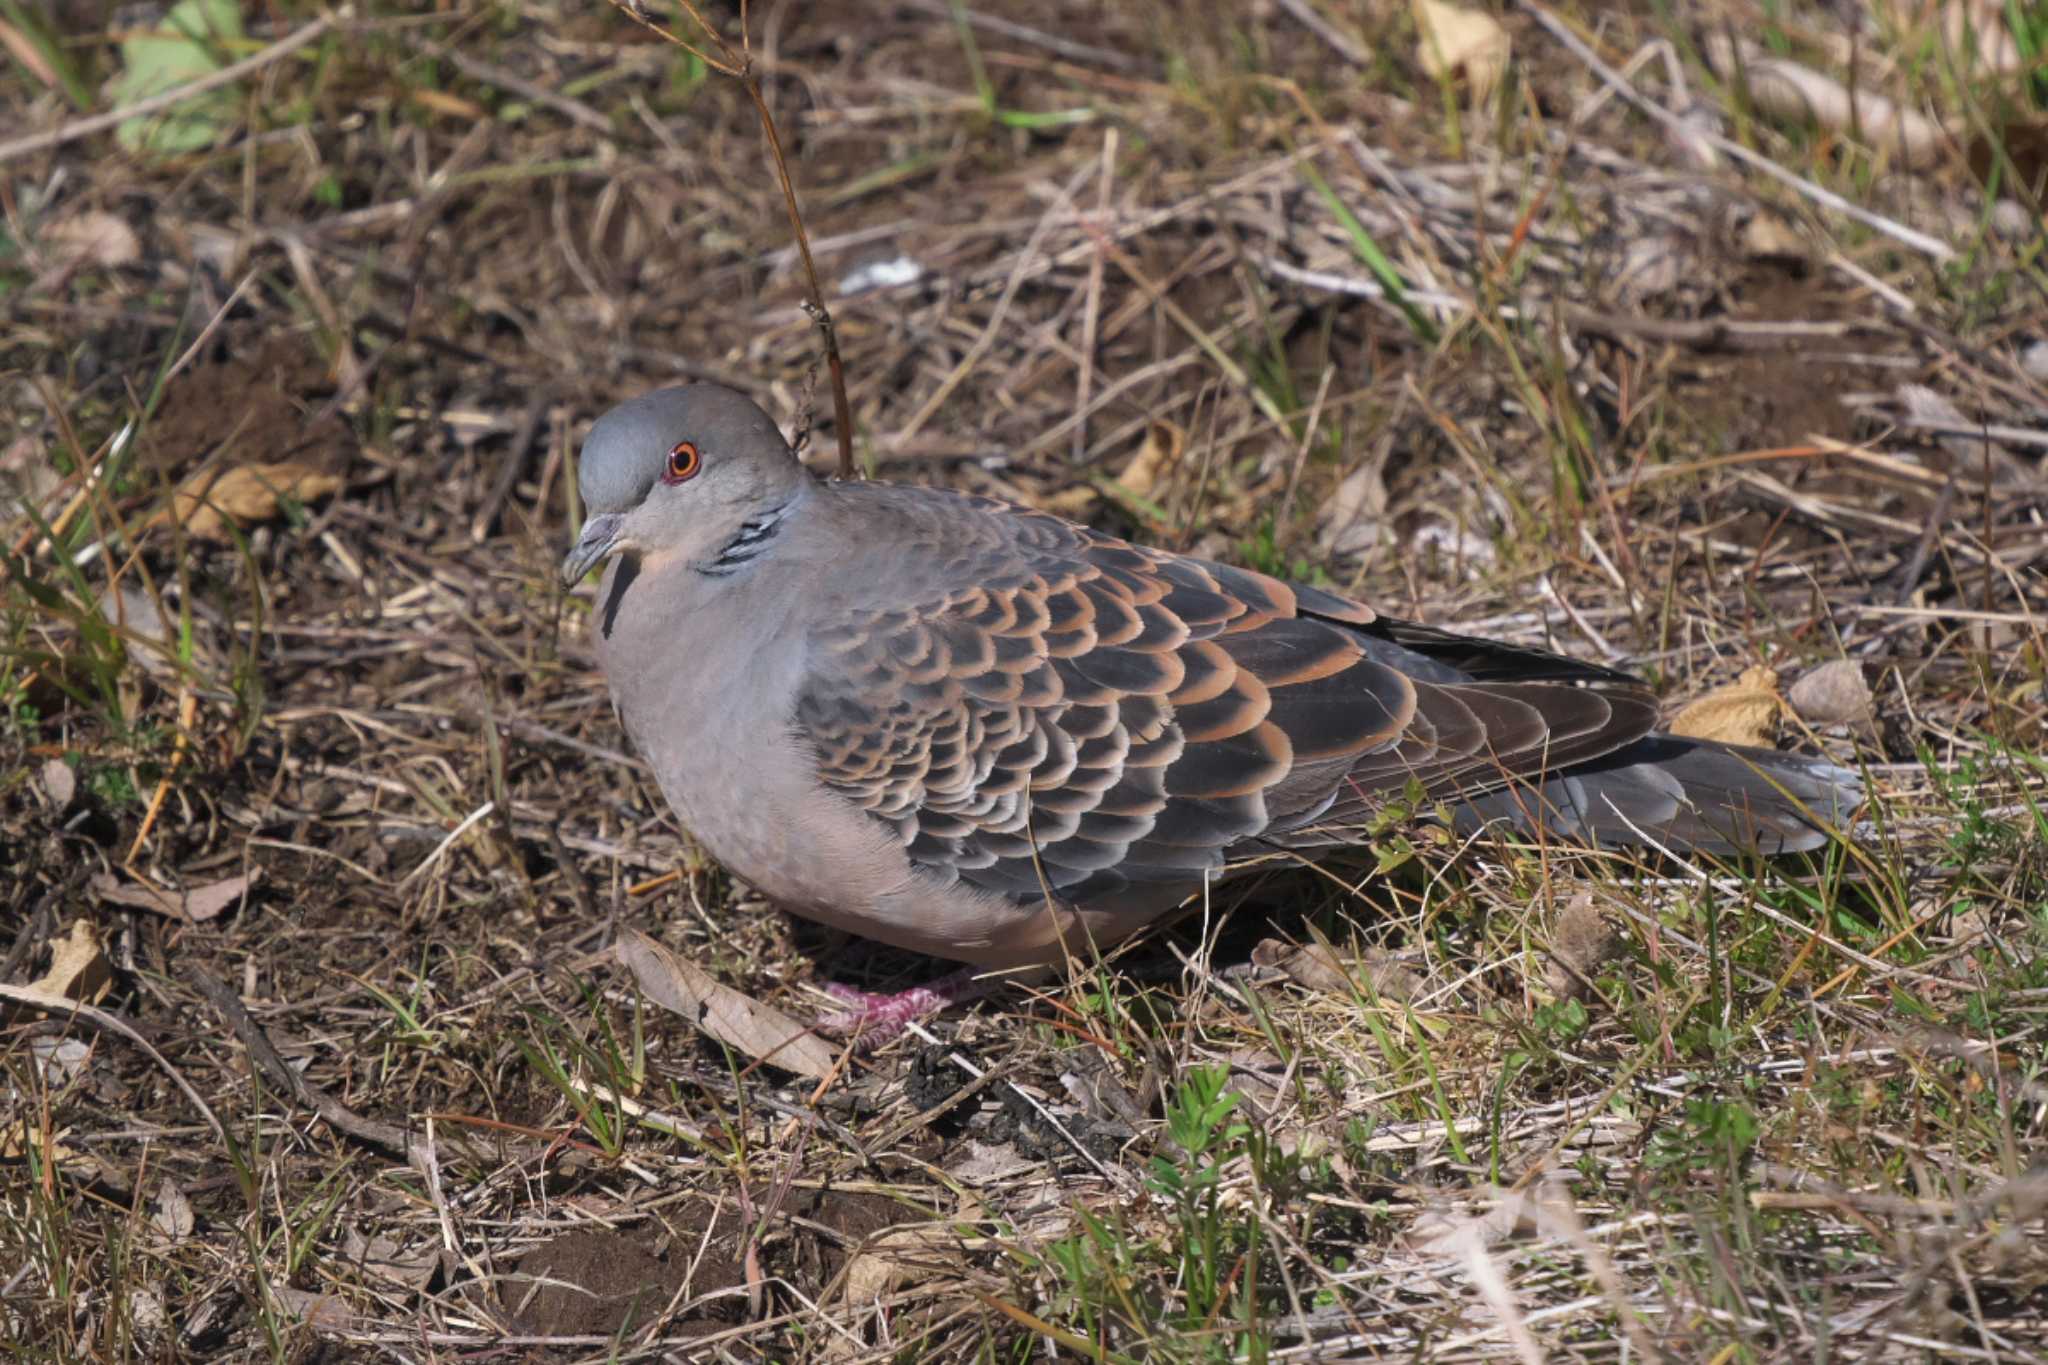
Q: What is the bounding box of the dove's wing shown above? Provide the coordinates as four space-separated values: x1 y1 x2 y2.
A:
793 488 1663 901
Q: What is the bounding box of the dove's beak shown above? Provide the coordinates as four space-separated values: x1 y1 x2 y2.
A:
562 513 626 586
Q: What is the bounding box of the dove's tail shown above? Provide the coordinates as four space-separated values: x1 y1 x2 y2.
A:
1448 735 1863 856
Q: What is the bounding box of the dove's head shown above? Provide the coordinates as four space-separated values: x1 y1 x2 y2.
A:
563 385 810 585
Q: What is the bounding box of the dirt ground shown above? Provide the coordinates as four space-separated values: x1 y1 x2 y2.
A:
4 0 2047 1359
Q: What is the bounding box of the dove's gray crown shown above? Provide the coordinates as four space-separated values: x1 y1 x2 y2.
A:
579 384 791 513
568 384 1864 970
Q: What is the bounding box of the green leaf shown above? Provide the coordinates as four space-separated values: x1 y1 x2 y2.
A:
111 0 244 156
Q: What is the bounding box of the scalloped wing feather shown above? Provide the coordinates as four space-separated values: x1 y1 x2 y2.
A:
792 488 1663 900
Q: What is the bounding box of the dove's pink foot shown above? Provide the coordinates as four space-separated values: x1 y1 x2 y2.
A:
817 969 992 1045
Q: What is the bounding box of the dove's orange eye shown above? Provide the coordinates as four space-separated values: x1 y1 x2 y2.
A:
664 441 701 484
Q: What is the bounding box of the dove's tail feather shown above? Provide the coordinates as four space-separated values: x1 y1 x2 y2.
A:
1447 735 1863 856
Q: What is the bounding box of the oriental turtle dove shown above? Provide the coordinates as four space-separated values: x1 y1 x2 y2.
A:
565 386 1860 1025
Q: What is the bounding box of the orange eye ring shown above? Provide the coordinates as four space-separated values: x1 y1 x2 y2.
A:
664 440 701 483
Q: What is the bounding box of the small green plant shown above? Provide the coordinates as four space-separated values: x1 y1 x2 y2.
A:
517 984 648 1159
2004 1 2048 109
1301 161 1437 343
1646 1096 1762 1175
109 0 244 155
1147 1065 1263 1356
1037 1064 1276 1360
947 0 1095 131
353 948 450 1054
1531 996 1590 1044
1236 515 1320 584
1926 739 2048 873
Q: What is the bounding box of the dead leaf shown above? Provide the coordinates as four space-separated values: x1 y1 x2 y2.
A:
1705 33 1948 166
1870 0 2019 77
1669 665 1780 746
98 582 222 684
1899 384 2030 485
1665 98 1723 170
1412 0 1510 105
31 1037 93 1086
1046 419 1184 520
1611 231 1692 302
1394 1186 1543 1320
40 757 75 807
615 929 838 1081
343 1228 439 1290
1787 660 1872 727
841 1224 955 1303
1112 419 1182 502
1316 457 1387 558
945 1139 1042 1185
129 1288 168 1336
1405 1191 1529 1259
1545 892 1619 1001
2023 341 2048 383
91 871 253 923
171 462 343 541
153 1180 195 1242
40 211 142 271
270 1286 359 1334
24 919 112 1005
1249 938 1421 1001
0 1123 85 1164
1741 211 1808 264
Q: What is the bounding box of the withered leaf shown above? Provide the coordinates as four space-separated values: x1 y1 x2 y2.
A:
1249 938 1421 1001
172 462 343 541
1669 665 1780 746
92 871 253 923
24 919 112 1005
614 929 837 1081
1412 0 1510 104
1787 659 1872 727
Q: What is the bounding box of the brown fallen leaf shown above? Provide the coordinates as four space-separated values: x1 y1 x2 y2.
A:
1249 938 1422 1001
91 871 253 923
343 1228 440 1291
1741 210 1808 264
1704 33 1947 167
1412 0 1510 105
840 1224 957 1303
40 757 75 807
171 462 343 542
0 1122 85 1164
270 1286 360 1335
1316 456 1388 558
614 929 838 1081
24 919 112 1006
1669 664 1781 746
1111 419 1182 503
1787 659 1872 727
1898 384 2031 486
1046 419 1183 521
1545 892 1619 1002
98 582 224 685
152 1180 196 1242
40 210 142 272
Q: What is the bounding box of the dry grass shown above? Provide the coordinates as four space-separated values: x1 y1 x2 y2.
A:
3 0 2046 1359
